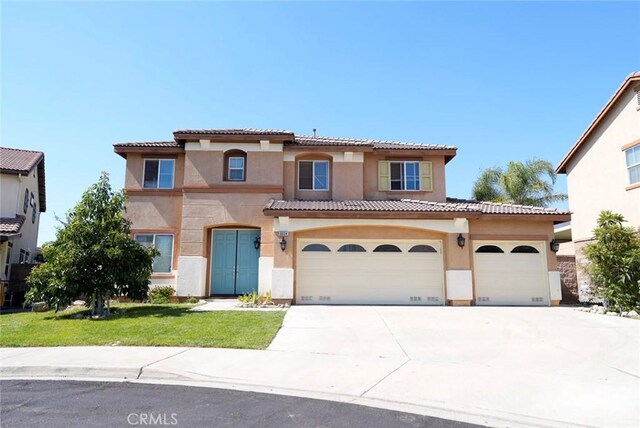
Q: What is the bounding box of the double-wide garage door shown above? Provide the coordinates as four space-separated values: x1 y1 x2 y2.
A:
473 241 549 306
296 239 444 305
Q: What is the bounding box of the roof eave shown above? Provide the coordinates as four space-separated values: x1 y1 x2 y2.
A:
556 73 640 174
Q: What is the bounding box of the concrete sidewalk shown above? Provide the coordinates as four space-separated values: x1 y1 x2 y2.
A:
2 307 639 428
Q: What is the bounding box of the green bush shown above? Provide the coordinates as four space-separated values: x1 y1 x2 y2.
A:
148 286 175 304
583 211 640 311
185 295 199 304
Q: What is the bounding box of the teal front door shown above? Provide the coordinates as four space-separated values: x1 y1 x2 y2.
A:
211 230 260 295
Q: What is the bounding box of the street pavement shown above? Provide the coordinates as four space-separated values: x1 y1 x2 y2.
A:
1 379 480 428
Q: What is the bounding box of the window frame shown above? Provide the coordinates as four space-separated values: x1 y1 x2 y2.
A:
625 145 640 186
134 233 175 273
298 160 330 191
227 156 246 181
389 161 421 191
143 159 175 189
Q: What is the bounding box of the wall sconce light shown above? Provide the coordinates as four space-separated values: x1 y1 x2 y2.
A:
550 239 560 253
254 236 261 250
457 233 466 248
280 237 287 252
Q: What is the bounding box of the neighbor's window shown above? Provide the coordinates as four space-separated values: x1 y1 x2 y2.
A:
143 159 175 189
625 145 640 185
299 160 329 190
135 234 174 273
390 161 420 190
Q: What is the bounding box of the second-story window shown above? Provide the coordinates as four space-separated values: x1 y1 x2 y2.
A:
299 160 329 191
228 157 245 181
390 161 420 190
224 150 247 182
143 159 175 189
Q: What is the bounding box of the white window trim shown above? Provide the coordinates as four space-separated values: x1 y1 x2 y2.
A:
390 161 421 191
625 146 640 185
227 156 246 181
143 159 175 189
298 160 330 191
134 233 174 273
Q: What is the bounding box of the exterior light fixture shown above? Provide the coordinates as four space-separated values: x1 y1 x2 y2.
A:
254 236 261 250
457 233 466 248
550 239 560 253
280 237 287 252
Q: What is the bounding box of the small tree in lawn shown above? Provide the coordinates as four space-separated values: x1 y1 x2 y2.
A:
583 211 640 312
26 172 158 316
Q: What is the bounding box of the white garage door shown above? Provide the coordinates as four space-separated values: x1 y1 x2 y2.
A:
296 239 444 305
473 241 549 306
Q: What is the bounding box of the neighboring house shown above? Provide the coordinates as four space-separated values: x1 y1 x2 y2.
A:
114 129 569 306
556 72 640 301
0 147 47 282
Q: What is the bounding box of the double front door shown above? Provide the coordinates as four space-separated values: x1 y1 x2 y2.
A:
211 229 260 296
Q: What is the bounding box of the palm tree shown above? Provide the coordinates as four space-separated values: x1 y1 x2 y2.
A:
471 158 567 207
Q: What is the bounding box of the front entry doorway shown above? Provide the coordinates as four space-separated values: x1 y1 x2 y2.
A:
211 229 260 296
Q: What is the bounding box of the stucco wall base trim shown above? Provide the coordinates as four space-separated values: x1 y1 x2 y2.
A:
549 271 562 302
272 268 294 299
445 270 473 300
176 256 207 297
259 257 274 295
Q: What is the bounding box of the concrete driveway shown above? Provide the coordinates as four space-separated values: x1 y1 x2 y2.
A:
268 306 640 427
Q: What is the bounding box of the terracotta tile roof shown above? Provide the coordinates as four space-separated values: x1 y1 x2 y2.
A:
264 198 570 216
290 135 456 151
264 199 472 213
0 147 43 174
113 141 181 148
0 216 25 235
0 147 46 212
173 128 294 136
557 71 640 173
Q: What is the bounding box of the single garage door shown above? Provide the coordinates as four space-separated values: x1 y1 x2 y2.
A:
296 239 444 305
473 241 549 306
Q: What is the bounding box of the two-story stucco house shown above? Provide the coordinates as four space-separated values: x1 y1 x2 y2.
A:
114 129 570 306
0 147 47 282
556 72 640 301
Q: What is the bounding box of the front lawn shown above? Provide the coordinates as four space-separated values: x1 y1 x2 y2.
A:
0 304 285 349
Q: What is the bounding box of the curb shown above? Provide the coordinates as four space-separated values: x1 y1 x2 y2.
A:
1 366 593 428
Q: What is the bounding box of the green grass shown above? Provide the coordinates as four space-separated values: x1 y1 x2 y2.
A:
0 304 285 349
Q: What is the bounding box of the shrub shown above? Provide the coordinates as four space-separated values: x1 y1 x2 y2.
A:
583 211 640 311
148 286 175 304
185 295 199 304
238 290 273 306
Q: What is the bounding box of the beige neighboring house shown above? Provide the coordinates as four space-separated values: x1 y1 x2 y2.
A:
114 129 570 306
0 147 47 283
556 72 640 301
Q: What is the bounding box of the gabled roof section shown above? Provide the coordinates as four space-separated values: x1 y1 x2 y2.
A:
0 147 43 175
556 72 640 173
113 141 184 158
0 147 46 212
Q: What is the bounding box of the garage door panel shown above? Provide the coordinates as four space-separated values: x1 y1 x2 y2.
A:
474 241 549 306
297 239 444 305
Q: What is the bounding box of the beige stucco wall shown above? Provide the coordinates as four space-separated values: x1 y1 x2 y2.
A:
363 153 447 202
183 151 283 187
0 168 42 267
180 192 280 258
565 88 640 242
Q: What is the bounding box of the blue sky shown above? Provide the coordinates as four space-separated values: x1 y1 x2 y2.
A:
2 1 638 244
